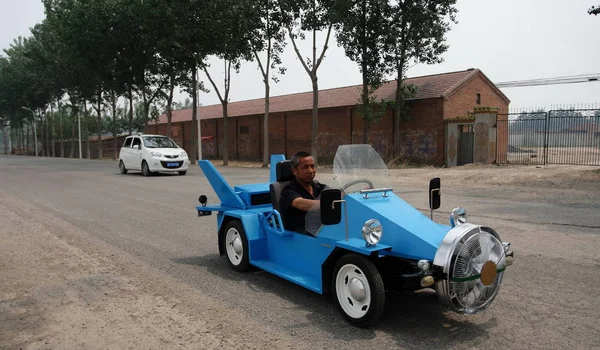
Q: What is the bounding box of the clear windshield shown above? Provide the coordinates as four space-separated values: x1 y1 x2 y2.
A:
143 136 178 148
305 144 391 236
332 144 391 193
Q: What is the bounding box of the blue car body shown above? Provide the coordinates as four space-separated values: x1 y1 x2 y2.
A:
196 144 513 327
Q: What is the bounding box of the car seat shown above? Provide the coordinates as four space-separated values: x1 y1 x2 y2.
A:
269 160 294 226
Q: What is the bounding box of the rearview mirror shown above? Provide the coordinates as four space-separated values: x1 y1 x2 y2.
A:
320 189 342 225
429 177 441 211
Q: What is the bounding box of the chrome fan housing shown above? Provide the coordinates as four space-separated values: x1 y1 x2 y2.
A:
433 223 506 314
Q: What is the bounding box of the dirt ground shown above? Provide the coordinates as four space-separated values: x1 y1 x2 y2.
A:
212 159 600 204
0 194 303 350
1 159 599 349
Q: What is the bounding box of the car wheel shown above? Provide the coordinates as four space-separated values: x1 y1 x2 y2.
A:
332 254 385 328
119 160 128 174
223 220 249 272
142 160 152 176
178 171 187 176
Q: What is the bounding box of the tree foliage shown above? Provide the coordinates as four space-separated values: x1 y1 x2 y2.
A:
0 0 461 162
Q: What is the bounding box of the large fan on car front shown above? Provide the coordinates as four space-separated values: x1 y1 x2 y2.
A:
450 231 505 313
434 224 507 314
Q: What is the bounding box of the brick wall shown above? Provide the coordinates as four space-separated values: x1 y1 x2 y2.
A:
88 75 507 166
444 73 509 119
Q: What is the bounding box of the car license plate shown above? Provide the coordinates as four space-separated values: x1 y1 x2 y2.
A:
167 162 178 167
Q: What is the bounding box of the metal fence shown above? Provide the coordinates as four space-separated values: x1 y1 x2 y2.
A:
496 107 600 166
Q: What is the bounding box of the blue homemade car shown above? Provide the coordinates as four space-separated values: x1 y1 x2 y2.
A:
196 144 514 328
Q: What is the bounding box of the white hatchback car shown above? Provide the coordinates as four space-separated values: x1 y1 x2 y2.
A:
118 134 190 176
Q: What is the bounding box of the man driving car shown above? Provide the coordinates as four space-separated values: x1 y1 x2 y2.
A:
279 151 328 233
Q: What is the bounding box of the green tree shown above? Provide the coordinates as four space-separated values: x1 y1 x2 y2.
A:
331 0 392 143
388 0 457 159
200 0 257 165
250 0 287 166
279 0 335 162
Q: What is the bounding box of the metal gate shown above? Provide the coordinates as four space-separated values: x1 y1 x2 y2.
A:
458 124 474 165
496 109 600 166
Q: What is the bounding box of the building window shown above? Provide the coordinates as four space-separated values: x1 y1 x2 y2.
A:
240 126 250 134
476 93 481 105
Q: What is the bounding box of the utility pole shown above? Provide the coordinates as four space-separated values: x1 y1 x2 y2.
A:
21 107 38 157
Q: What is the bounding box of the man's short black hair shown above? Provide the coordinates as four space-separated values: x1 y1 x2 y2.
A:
290 151 312 168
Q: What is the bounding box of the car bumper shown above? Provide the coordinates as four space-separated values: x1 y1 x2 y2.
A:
147 158 190 172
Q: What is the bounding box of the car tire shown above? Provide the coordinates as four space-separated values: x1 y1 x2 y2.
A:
178 171 187 176
142 160 152 176
119 160 128 174
332 254 385 328
223 220 250 272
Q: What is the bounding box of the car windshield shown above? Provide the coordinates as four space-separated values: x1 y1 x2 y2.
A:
143 136 178 148
305 144 391 236
332 144 391 193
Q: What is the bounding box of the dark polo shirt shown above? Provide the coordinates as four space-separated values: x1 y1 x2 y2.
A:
280 178 327 233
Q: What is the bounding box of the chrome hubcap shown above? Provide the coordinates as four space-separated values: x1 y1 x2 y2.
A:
225 228 243 265
348 277 366 302
232 236 243 255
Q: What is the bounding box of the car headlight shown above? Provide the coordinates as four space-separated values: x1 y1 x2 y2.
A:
181 151 188 158
151 151 162 157
450 207 467 227
361 219 382 246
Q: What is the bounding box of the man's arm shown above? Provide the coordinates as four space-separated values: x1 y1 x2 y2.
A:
290 197 319 212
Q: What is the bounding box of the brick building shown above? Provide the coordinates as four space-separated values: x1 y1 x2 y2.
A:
145 68 510 166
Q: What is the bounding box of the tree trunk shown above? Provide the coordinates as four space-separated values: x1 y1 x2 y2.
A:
83 101 90 159
128 86 134 135
59 101 64 158
262 81 270 167
191 66 198 161
51 102 55 157
222 102 229 166
70 110 75 158
38 112 48 157
166 74 175 138
311 75 318 162
143 91 149 134
112 90 118 160
394 55 406 159
25 121 30 153
96 92 103 160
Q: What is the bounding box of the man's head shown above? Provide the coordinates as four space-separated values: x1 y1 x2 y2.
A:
290 151 315 185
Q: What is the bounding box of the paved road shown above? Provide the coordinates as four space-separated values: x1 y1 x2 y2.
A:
1 155 599 349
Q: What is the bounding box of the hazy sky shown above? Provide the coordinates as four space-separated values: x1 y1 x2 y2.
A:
1 0 599 110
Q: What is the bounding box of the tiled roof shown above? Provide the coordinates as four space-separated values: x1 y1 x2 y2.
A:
153 68 499 124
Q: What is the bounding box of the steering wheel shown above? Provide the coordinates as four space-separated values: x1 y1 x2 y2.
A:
340 179 375 192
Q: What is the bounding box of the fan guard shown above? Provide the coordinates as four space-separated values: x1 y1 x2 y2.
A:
434 224 507 314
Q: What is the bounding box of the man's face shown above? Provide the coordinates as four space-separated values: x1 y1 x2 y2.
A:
292 156 316 184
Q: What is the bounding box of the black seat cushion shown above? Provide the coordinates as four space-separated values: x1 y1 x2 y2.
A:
276 160 294 182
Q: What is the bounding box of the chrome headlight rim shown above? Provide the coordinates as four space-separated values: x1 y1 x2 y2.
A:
361 219 382 246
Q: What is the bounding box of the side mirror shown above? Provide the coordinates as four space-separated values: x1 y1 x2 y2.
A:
320 189 342 225
133 144 140 150
429 178 441 219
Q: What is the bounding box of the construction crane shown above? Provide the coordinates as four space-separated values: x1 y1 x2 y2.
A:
496 73 600 88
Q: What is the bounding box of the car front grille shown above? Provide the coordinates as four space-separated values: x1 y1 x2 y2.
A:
165 155 179 159
160 161 184 169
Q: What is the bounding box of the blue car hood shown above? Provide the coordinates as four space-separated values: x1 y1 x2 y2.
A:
318 192 451 261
